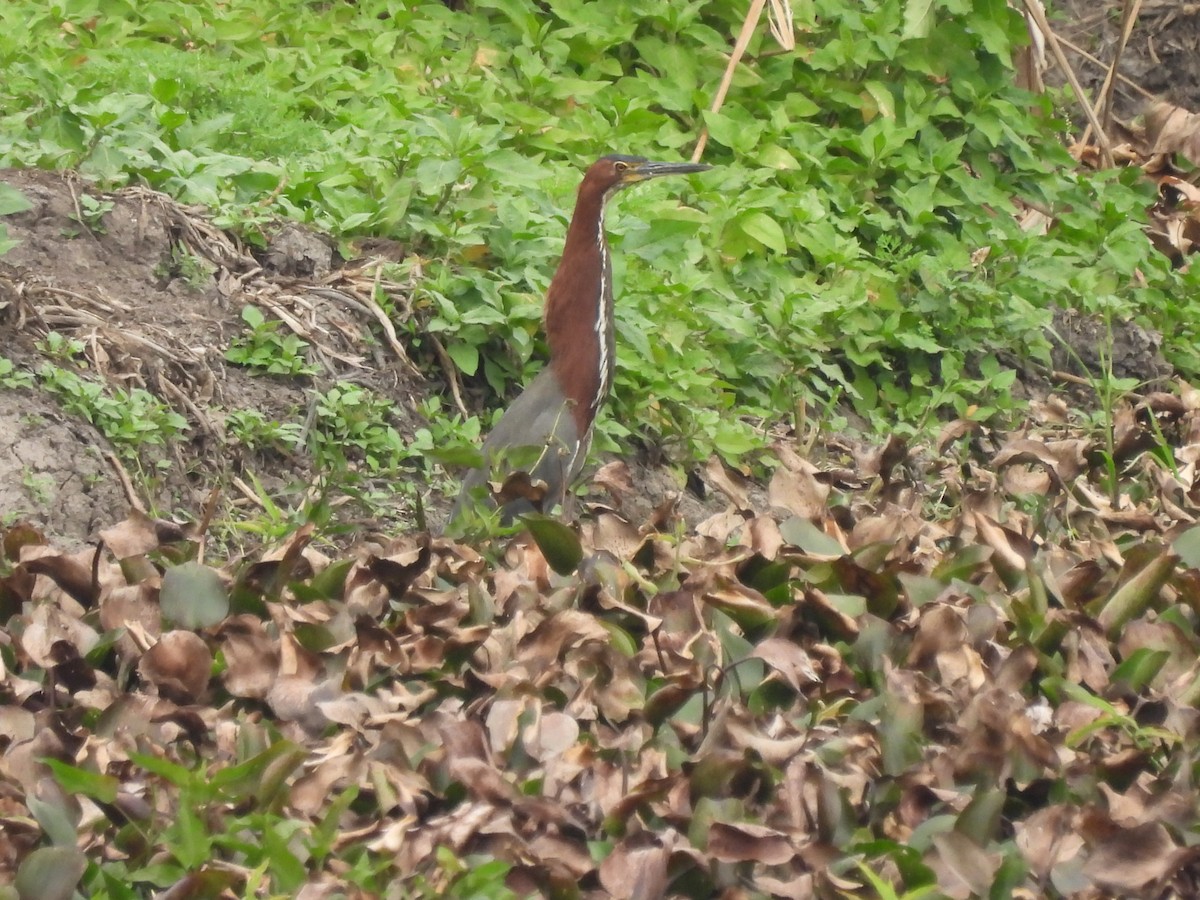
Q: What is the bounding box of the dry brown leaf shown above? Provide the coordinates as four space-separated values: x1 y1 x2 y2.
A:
768 464 829 519
20 602 100 668
935 419 977 454
1082 819 1179 893
928 831 1001 899
752 637 820 693
23 551 100 609
695 507 746 542
1145 100 1200 167
754 872 816 899
1016 805 1084 879
705 455 751 510
591 459 635 506
585 512 647 561
598 839 669 900
521 710 579 761
858 433 908 484
215 615 280 699
98 510 179 560
708 821 796 865
1029 396 1070 424
742 515 784 560
138 630 212 702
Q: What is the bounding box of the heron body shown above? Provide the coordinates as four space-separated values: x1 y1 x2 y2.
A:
454 155 711 524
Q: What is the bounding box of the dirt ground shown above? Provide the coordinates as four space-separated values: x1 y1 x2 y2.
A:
1054 1 1200 120
1 2 1196 547
0 168 431 545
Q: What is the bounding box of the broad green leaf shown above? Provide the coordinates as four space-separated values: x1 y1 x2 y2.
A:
738 212 787 254
26 794 78 848
1172 524 1200 568
1095 550 1179 637
14 847 86 900
0 184 31 217
779 517 844 557
931 544 993 583
599 620 637 656
897 571 944 607
160 561 229 629
447 340 480 376
128 751 195 786
902 0 936 39
295 557 354 602
522 514 583 576
860 81 895 120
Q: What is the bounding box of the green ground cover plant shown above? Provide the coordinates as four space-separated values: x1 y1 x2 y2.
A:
0 183 31 254
32 333 187 467
1 0 1193 471
225 306 321 377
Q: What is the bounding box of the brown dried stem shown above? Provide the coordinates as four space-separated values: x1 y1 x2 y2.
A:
1083 0 1145 144
1022 0 1115 168
426 332 469 419
693 0 768 163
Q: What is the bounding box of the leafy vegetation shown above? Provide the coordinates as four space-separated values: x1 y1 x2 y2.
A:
66 192 113 236
0 355 33 390
0 0 1193 471
0 182 31 255
225 305 320 376
309 382 407 474
223 408 305 456
33 333 188 468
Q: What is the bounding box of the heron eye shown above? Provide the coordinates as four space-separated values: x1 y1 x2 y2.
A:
614 161 628 173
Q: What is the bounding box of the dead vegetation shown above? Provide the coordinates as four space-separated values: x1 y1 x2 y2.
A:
6 401 1200 895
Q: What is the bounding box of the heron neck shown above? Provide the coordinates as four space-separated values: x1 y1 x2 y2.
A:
544 182 615 437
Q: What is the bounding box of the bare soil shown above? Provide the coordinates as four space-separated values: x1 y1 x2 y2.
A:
0 168 429 546
1054 1 1200 121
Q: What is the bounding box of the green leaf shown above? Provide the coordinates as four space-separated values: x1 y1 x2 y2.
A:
522 514 583 576
128 751 195 787
712 420 759 457
1111 647 1171 693
931 544 993 583
25 794 78 848
150 75 181 104
0 183 32 217
1172 524 1200 568
861 81 895 119
897 571 944 607
43 758 119 803
902 0 936 40
599 620 637 656
240 305 265 328
1095 550 1179 637
300 557 355 602
779 517 844 557
14 847 86 900
447 340 480 376
160 561 229 630
738 211 787 254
